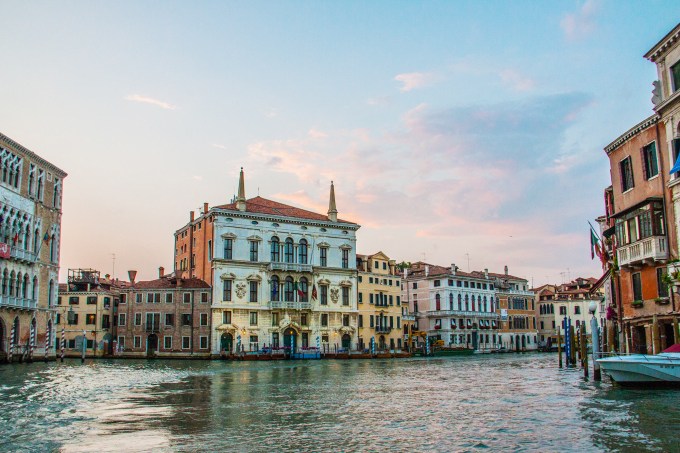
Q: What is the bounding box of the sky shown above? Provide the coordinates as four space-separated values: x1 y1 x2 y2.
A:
0 1 677 286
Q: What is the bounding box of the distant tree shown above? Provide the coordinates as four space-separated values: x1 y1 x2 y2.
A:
396 261 411 271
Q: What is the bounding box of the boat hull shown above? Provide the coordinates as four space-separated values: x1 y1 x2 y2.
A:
597 353 680 385
432 348 475 356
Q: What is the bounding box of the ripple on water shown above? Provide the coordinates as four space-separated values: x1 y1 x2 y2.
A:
1 355 679 452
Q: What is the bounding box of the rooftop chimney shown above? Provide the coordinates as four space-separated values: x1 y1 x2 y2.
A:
451 263 456 276
236 167 246 212
504 265 508 276
203 202 209 214
159 266 165 278
484 268 489 279
190 211 195 222
425 265 429 277
128 270 137 285
403 268 408 279
327 181 338 222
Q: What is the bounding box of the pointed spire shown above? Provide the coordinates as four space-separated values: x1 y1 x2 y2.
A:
327 180 338 222
236 167 246 212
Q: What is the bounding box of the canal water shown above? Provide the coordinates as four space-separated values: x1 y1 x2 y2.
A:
0 354 678 452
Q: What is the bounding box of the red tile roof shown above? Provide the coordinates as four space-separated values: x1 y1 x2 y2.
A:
130 277 210 290
215 196 357 225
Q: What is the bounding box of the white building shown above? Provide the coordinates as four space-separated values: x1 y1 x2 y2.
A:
175 169 360 355
403 262 500 350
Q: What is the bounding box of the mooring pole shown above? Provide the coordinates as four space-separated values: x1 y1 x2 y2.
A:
557 327 562 369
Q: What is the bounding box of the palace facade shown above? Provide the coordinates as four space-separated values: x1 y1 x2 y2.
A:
174 169 360 356
0 132 66 362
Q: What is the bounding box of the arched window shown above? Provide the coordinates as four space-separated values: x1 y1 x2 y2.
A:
22 228 29 251
471 295 476 311
270 236 280 262
33 229 39 253
1 269 7 296
12 317 19 345
32 276 38 301
9 271 15 297
465 294 469 311
22 274 29 299
284 276 294 302
483 296 487 312
458 294 462 311
299 277 308 302
48 280 54 307
298 239 308 264
435 293 441 310
284 238 294 263
449 293 454 310
50 235 56 262
550 304 554 314
270 276 280 301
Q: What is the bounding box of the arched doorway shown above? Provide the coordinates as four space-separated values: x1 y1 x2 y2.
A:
378 335 386 350
221 333 233 353
102 333 113 355
342 334 351 350
283 328 297 353
521 335 526 349
515 335 521 351
147 334 158 356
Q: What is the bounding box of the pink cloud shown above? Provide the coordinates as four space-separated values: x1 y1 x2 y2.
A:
561 0 600 41
124 94 177 110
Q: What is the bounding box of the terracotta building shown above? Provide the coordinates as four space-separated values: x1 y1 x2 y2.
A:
356 252 408 351
0 132 66 362
115 269 212 358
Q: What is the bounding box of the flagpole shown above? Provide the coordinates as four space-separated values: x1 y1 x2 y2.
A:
587 220 602 241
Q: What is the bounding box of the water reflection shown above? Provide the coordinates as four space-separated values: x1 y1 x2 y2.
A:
1 355 679 452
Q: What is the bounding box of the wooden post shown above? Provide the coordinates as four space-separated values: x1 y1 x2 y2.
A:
557 327 562 369
674 317 679 345
569 324 576 366
576 324 582 363
653 315 661 355
581 324 588 378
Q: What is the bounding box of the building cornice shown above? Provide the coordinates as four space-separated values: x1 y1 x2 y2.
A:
604 115 659 154
644 23 680 62
0 132 68 177
211 207 360 231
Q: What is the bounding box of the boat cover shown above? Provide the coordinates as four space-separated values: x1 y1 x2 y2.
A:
662 344 680 353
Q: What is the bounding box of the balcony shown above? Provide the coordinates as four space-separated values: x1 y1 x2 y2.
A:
0 295 37 310
269 301 312 310
402 313 416 322
617 235 668 268
9 247 37 264
144 323 160 333
375 326 392 333
426 310 499 319
268 262 313 273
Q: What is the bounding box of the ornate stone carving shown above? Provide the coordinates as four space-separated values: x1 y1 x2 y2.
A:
235 282 247 299
330 287 339 303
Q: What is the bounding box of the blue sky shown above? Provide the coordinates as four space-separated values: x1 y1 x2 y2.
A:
0 1 677 284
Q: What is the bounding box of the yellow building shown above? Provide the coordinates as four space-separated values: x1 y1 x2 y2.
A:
55 269 127 358
356 252 407 351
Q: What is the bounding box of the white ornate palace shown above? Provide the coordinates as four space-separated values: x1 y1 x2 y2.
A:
175 169 360 355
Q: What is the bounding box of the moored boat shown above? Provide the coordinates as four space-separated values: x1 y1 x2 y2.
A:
432 346 475 356
597 344 680 385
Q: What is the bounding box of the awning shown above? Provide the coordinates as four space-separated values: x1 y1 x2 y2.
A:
602 225 616 238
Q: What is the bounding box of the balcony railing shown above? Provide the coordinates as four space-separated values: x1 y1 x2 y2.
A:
426 310 499 318
617 235 668 268
0 295 37 310
9 247 37 264
402 314 416 321
268 262 313 273
269 301 312 310
375 326 392 333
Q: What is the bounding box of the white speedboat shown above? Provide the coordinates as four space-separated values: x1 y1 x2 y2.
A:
597 345 680 385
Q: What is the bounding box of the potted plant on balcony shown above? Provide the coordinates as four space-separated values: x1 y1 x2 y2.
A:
654 297 670 305
632 300 644 308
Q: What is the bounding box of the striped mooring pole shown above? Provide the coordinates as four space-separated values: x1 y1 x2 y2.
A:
44 325 51 362
8 323 15 363
28 324 35 362
60 328 65 362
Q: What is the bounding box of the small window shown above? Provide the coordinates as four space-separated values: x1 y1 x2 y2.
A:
222 311 232 324
165 313 174 326
118 336 125 348
164 336 172 349
119 313 126 326
86 314 96 324
200 313 208 326
182 313 191 326
136 293 142 303
632 272 643 302
86 296 97 305
201 292 208 303
69 296 79 305
249 311 258 326
165 293 173 303
642 142 659 180
672 60 680 93
620 156 634 192
200 336 208 349
434 280 441 287
321 313 328 327
182 336 191 349
135 313 142 325
134 336 141 348
574 306 581 315
183 293 191 304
